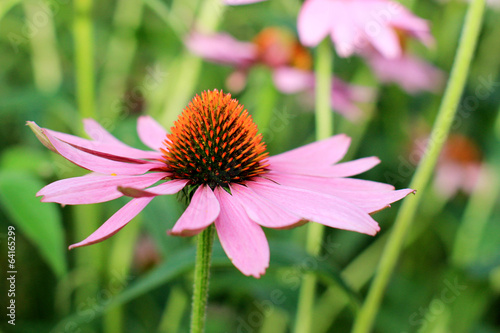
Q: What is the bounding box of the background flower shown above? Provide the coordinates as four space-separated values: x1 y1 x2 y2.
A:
187 29 374 119
298 0 433 58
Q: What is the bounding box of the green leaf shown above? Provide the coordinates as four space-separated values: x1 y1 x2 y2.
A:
54 240 359 329
0 145 53 176
0 170 67 277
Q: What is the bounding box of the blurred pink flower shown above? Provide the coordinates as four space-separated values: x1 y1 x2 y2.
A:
185 32 257 67
186 28 373 120
298 0 433 58
433 134 483 199
30 90 413 277
272 67 374 120
365 52 445 93
411 133 482 199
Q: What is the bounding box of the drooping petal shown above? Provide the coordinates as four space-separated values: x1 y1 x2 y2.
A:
38 172 166 205
230 183 302 228
169 185 220 236
69 197 154 249
137 116 168 151
118 179 188 198
248 180 381 235
268 134 351 167
298 0 335 47
214 187 270 278
41 128 161 175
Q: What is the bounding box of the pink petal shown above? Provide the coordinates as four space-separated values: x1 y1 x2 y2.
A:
82 119 162 159
298 0 336 47
137 116 168 151
38 172 166 205
328 3 360 57
248 180 381 235
69 197 154 249
268 134 351 167
169 185 220 236
325 156 380 177
268 172 395 192
230 183 302 228
118 179 188 198
266 172 412 213
186 32 257 67
50 129 162 160
367 24 402 59
272 67 314 94
42 128 161 175
366 53 445 93
214 187 270 278
83 118 124 145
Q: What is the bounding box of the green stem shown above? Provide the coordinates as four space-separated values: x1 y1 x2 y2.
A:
74 0 95 119
23 1 62 94
314 40 334 140
351 1 485 332
190 224 215 333
98 0 143 122
294 39 333 333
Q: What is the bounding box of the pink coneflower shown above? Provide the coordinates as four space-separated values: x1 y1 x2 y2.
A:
298 0 433 58
186 28 373 120
29 90 413 277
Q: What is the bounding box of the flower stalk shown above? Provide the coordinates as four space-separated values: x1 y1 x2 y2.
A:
74 0 95 120
190 224 215 333
294 38 334 333
352 1 486 332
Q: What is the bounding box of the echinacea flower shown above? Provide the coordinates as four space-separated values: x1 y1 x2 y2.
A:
186 29 373 120
30 90 413 277
298 0 433 58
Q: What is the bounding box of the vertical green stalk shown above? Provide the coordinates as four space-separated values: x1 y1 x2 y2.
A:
98 0 143 122
294 39 333 333
190 224 215 333
72 0 102 311
23 1 62 94
159 0 224 128
74 0 95 119
351 1 485 332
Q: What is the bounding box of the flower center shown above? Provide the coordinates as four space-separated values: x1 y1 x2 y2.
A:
162 90 269 188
